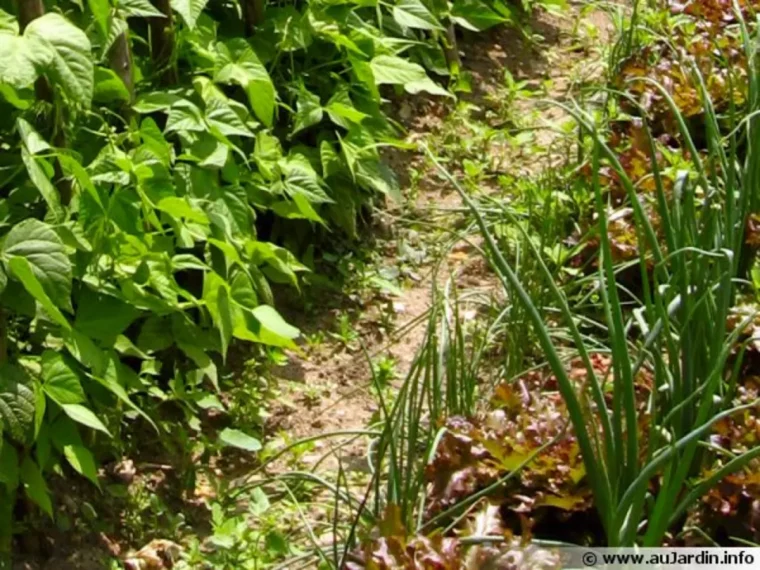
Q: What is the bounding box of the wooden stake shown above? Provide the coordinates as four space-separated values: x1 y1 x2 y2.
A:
242 0 265 36
109 30 136 104
150 0 179 85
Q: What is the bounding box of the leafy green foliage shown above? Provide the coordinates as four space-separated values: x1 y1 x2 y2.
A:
0 0 533 552
218 428 262 452
0 364 35 443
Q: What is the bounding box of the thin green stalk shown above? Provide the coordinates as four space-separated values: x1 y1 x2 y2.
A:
424 146 616 539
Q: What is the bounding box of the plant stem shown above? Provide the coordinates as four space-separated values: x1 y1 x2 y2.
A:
16 0 50 102
16 0 44 31
443 24 461 76
0 308 7 364
242 0 266 35
109 29 135 105
150 0 178 85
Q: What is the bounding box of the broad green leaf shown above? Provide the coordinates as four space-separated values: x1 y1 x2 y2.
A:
88 0 111 37
326 182 358 237
369 275 403 296
157 196 210 224
42 351 86 405
208 185 252 236
271 7 313 51
178 345 217 385
0 278 38 319
171 254 208 272
246 241 307 288
62 328 108 376
245 77 276 129
137 316 173 353
7 258 70 330
140 118 173 165
20 457 52 516
62 404 110 436
93 356 157 431
215 39 275 127
269 194 325 224
249 266 274 305
254 132 283 180
282 173 332 204
0 441 19 488
93 66 131 103
451 0 509 31
58 154 104 211
202 272 233 358
50 416 82 450
34 386 45 439
0 9 18 33
392 0 443 30
49 417 100 486
102 15 128 57
340 127 366 179
319 142 343 181
205 96 253 138
20 149 63 223
171 315 217 381
144 258 181 304
0 266 6 295
369 55 452 98
119 0 165 18
356 156 401 200
208 237 242 267
324 89 365 130
26 14 94 107
293 90 323 134
36 423 51 471
325 101 367 127
404 78 453 98
165 99 206 133
3 219 73 313
280 152 325 182
0 32 46 90
187 135 229 169
370 55 427 85
0 82 31 109
249 487 270 516
171 0 209 29
252 305 299 341
196 394 224 410
74 291 141 344
133 92 181 113
230 272 258 308
0 364 35 443
114 335 151 359
233 304 300 347
63 444 99 486
17 118 50 155
218 428 261 452
216 286 233 359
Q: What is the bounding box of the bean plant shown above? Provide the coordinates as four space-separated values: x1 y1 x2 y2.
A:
0 0 542 555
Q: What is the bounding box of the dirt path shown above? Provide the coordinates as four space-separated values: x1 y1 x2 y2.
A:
266 1 618 477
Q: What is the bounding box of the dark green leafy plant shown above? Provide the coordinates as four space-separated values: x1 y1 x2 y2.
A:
0 0 559 557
